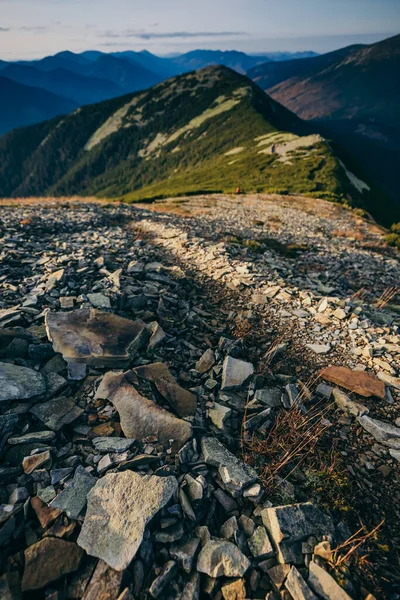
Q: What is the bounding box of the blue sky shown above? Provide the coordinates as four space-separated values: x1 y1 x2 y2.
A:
0 0 399 59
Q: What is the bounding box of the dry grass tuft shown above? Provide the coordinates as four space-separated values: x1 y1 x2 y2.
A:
329 519 385 569
375 286 400 309
242 399 331 491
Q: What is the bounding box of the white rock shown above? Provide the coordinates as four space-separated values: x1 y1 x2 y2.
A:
197 540 250 577
209 403 231 430
221 356 254 390
308 561 352 600
306 344 330 355
286 565 317 600
333 308 346 320
377 372 400 390
332 388 369 417
78 471 178 571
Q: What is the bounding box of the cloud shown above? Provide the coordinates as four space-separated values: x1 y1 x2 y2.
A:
101 30 246 40
0 25 47 33
19 26 47 32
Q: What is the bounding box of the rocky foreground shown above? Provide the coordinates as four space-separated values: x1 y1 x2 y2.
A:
0 195 400 600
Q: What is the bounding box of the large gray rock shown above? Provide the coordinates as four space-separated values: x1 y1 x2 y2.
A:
261 503 334 545
286 566 317 600
201 437 257 492
308 561 352 600
78 471 178 571
197 540 250 578
358 415 400 449
45 308 148 369
92 437 135 453
51 466 97 519
30 396 83 431
96 371 192 450
221 357 254 390
0 363 46 402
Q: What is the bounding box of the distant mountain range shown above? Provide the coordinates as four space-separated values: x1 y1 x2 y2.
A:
1 65 396 226
248 34 400 205
0 76 77 135
0 48 318 135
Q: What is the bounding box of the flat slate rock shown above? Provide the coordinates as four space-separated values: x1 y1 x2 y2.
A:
285 566 317 600
320 366 385 399
51 465 97 519
78 471 178 571
358 415 400 449
92 437 135 453
135 362 197 417
308 561 352 600
22 537 84 591
221 357 254 390
30 396 83 431
96 371 192 450
195 349 216 374
45 308 148 368
7 431 56 445
0 362 46 402
201 437 257 492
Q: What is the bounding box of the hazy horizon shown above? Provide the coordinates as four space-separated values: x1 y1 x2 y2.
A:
0 0 399 60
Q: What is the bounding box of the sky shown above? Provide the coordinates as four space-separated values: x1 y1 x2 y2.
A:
0 0 399 60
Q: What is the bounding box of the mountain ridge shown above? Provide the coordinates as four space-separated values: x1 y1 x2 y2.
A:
248 34 400 207
0 65 395 224
0 47 322 134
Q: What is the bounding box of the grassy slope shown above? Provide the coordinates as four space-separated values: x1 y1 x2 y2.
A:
0 65 395 223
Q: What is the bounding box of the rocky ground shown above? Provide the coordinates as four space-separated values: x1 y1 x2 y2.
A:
0 194 400 600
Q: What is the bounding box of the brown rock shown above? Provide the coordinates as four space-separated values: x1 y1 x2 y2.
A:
134 362 174 382
90 422 120 437
22 538 83 591
95 371 192 449
195 349 216 374
43 515 76 539
22 450 52 474
135 362 197 417
156 379 197 417
267 564 291 590
45 308 148 369
31 496 61 529
222 578 246 600
82 559 123 600
320 366 385 399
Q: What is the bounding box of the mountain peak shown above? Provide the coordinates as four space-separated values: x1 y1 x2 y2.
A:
0 64 378 218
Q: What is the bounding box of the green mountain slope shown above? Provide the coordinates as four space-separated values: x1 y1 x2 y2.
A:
0 65 395 222
248 35 400 208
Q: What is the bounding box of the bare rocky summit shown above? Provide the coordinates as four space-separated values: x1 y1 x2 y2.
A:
0 194 399 599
